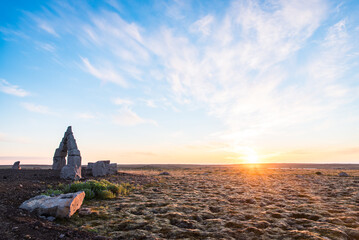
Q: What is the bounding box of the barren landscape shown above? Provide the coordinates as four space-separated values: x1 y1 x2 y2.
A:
2 165 359 239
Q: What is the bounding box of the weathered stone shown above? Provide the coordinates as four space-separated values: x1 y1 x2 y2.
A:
60 165 82 180
53 155 66 170
12 161 21 170
68 149 80 156
159 172 170 176
19 191 85 218
87 163 94 170
92 161 108 177
109 163 118 175
52 126 82 179
68 155 81 167
101 160 110 165
339 172 349 177
66 134 78 150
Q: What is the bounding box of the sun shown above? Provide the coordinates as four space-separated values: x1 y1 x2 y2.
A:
244 150 260 164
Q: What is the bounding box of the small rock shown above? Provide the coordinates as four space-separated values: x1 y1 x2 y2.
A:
209 206 221 213
47 216 56 221
339 172 349 177
315 171 322 175
78 207 92 216
59 234 65 238
159 172 170 176
12 161 21 170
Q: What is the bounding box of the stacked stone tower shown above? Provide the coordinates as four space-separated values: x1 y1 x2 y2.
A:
52 126 82 180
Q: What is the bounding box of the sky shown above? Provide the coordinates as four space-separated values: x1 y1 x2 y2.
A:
0 0 359 165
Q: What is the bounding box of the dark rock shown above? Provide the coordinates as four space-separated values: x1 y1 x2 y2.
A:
12 161 21 170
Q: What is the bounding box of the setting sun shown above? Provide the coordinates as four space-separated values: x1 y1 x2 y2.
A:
246 153 259 164
244 151 259 164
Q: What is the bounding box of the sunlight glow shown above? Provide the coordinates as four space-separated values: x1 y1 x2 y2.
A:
245 152 259 164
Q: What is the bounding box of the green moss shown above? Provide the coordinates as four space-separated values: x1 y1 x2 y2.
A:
45 179 134 200
42 189 64 196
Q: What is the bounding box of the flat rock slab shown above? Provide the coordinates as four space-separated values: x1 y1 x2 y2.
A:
20 191 85 218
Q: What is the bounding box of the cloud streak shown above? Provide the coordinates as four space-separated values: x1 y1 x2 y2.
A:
113 107 157 126
0 79 30 97
21 102 55 115
81 57 128 87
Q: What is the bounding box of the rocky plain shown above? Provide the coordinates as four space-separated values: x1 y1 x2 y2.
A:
1 164 359 239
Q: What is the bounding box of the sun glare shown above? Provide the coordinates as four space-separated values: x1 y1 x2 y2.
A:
244 151 260 164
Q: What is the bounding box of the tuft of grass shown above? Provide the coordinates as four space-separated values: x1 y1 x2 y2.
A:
43 189 63 196
44 179 134 200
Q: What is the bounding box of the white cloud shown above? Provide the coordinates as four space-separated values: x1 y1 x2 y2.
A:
76 113 96 119
21 102 54 115
38 21 58 37
81 57 127 87
0 79 30 97
37 42 56 52
113 98 133 106
113 107 157 126
144 99 157 108
190 15 214 36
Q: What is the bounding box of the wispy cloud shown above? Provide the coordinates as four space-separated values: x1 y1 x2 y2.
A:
81 57 127 87
76 112 96 120
0 79 30 97
21 102 55 115
113 107 157 126
38 21 58 37
37 42 56 52
190 15 214 36
113 97 133 106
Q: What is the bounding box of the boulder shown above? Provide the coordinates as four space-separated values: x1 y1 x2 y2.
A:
339 172 349 177
12 161 21 170
92 161 108 177
159 172 170 176
19 191 85 218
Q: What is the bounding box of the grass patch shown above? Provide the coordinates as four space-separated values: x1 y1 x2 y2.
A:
43 179 134 200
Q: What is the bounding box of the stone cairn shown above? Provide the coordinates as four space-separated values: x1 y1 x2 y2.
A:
52 126 82 180
12 161 21 170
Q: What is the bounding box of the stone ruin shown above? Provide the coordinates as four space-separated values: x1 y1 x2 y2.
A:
87 160 117 177
12 161 21 170
52 126 82 180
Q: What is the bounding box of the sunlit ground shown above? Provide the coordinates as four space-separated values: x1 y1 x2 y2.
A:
63 166 359 239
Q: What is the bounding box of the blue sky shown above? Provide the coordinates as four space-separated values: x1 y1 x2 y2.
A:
0 0 359 165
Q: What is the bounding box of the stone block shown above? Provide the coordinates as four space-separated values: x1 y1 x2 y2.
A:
20 191 85 218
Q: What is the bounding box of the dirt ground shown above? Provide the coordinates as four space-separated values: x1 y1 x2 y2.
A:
2 166 359 239
0 169 153 240
64 167 359 239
